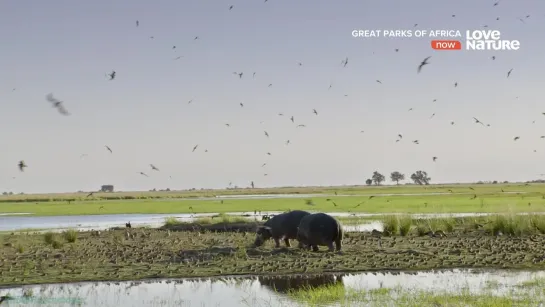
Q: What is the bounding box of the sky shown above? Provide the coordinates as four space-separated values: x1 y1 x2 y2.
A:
0 0 544 194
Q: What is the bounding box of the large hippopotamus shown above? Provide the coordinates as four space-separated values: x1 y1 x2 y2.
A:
253 210 311 248
296 213 343 252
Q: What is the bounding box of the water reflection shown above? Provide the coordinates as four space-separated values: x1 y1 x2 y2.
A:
1 269 545 306
259 274 343 294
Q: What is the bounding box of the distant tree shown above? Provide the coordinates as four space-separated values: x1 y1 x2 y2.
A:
390 171 405 185
365 179 373 186
372 171 385 186
410 170 431 185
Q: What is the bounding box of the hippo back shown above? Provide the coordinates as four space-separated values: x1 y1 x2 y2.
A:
299 213 341 243
264 210 310 238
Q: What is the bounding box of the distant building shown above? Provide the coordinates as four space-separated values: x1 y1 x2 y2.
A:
100 185 114 192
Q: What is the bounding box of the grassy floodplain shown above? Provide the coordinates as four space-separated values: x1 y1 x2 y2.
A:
287 279 545 307
3 213 545 287
0 183 544 216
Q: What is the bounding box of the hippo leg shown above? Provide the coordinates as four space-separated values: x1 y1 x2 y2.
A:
327 242 335 252
273 238 281 248
284 238 291 247
335 238 342 251
312 245 319 252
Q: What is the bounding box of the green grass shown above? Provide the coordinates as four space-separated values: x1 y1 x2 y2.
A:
4 213 545 286
1 184 545 216
287 284 545 306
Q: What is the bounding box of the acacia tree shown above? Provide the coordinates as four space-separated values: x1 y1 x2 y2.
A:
365 179 373 186
372 171 385 186
410 170 431 185
390 171 405 185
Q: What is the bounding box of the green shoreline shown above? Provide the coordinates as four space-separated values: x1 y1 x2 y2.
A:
3 213 545 287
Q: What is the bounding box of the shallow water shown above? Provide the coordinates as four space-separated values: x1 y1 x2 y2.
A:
3 211 544 232
1 269 544 307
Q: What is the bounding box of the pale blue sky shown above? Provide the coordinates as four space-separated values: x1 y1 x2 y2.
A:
1 0 544 193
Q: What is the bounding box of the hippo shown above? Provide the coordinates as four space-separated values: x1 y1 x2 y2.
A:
296 213 343 252
254 210 311 248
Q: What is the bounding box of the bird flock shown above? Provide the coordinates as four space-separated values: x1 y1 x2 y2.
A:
4 1 545 192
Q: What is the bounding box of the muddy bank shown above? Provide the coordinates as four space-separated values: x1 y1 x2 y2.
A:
3 226 545 287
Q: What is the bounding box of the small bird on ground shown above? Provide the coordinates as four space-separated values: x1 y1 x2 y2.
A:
126 222 131 228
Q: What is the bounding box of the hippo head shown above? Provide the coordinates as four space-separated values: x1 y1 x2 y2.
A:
253 226 273 247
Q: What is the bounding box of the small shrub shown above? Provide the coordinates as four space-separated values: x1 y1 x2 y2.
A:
63 229 78 243
398 215 412 236
51 240 63 249
44 232 54 244
164 216 181 226
415 222 429 236
382 215 399 236
15 244 24 253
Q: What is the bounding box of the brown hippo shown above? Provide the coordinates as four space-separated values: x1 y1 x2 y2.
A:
253 210 311 248
297 213 343 252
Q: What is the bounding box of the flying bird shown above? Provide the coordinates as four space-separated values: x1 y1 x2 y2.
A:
136 20 139 27
139 172 149 177
417 56 431 73
514 136 520 141
341 57 348 67
296 124 306 128
507 68 513 78
229 5 234 10
433 157 438 162
454 82 458 87
107 71 116 80
313 109 318 115
87 192 94 197
18 160 27 172
413 140 419 144
192 145 198 152
430 113 435 119
473 117 485 126
46 93 70 115
174 56 183 60
376 80 382 84
398 134 402 139
105 146 113 153
264 131 269 138
290 116 295 123
240 102 244 107
150 164 160 171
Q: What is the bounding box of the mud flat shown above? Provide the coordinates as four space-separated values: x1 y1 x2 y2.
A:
3 213 545 288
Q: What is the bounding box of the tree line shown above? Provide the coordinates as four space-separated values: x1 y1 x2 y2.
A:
365 170 431 186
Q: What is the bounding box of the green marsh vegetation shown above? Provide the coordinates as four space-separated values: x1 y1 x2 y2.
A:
1 183 545 216
3 214 545 286
286 282 545 306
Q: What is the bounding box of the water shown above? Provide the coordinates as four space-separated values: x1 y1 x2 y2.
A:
3 211 545 233
1 269 544 306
